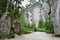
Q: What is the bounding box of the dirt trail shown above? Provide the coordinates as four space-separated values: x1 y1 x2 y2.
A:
5 32 60 40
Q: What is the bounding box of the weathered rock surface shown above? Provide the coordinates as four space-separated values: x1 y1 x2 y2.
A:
51 0 60 35
25 1 50 27
0 12 11 38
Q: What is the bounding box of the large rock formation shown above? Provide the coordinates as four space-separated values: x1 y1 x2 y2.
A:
0 12 11 38
51 0 60 35
24 1 50 27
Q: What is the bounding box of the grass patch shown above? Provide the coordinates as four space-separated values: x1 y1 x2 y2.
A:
36 27 45 32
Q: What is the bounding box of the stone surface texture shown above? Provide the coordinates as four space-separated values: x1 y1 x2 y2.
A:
0 12 11 38
51 0 60 35
24 1 50 27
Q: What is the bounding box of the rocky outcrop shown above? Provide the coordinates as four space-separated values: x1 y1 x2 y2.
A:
51 0 60 35
24 1 50 27
0 12 11 38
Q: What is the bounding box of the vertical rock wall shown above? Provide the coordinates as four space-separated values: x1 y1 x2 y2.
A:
51 0 60 35
25 1 50 27
0 12 11 38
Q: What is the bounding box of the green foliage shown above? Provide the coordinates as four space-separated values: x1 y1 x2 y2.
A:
38 19 54 34
8 31 15 38
44 19 49 30
16 8 33 34
38 19 44 28
0 0 7 17
21 24 32 34
44 19 54 34
30 23 36 29
25 23 36 29
20 23 36 34
17 9 35 34
0 0 22 18
15 6 36 34
36 27 45 32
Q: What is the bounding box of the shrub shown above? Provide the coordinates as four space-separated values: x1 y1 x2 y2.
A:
38 19 44 28
8 31 15 38
44 19 54 34
36 27 45 32
30 23 36 29
44 19 49 30
48 20 54 34
20 23 34 34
